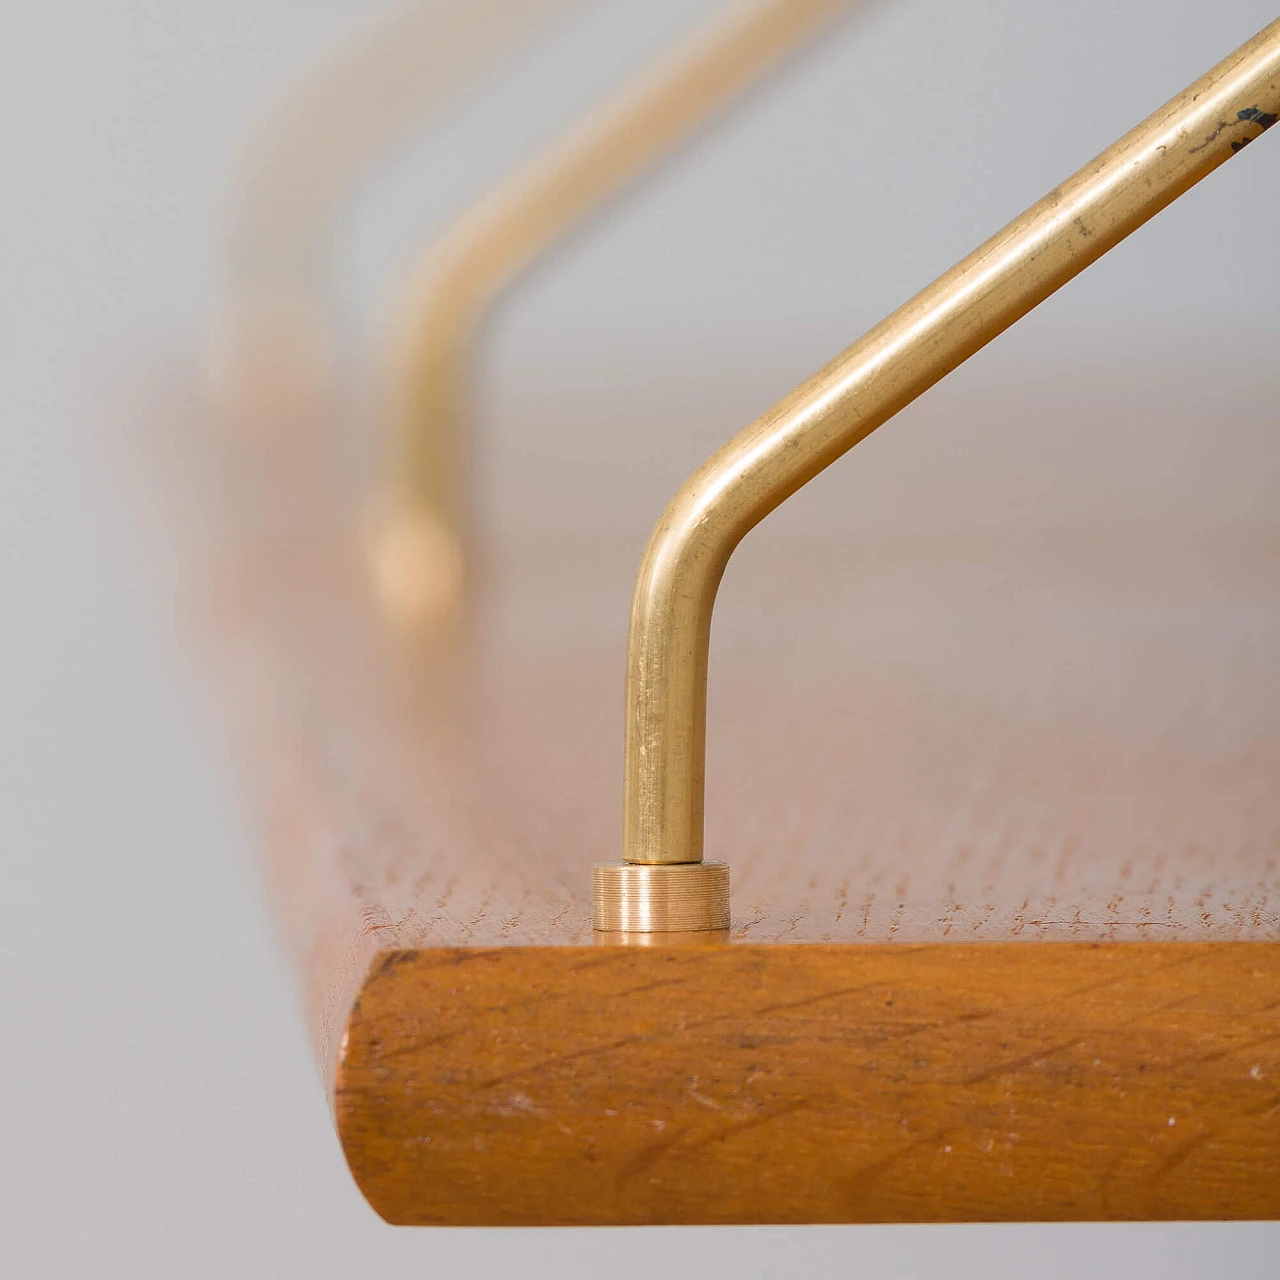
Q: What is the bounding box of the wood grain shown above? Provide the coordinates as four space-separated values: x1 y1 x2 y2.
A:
338 942 1280 1224
222 529 1280 954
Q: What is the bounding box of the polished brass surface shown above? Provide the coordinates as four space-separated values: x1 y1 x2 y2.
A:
374 0 859 626
619 21 1280 887
593 861 731 933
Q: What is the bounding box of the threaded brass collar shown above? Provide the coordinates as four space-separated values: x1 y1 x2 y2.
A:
592 861 730 932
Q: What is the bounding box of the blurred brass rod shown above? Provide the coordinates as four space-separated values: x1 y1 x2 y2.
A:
215 0 577 433
622 19 1280 868
375 0 861 624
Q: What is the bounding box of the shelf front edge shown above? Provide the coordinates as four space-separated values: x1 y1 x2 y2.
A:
334 940 1280 1225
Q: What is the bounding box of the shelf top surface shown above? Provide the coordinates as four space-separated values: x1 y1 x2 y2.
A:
226 527 1280 948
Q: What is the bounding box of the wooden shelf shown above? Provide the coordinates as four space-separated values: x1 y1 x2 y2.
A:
201 517 1280 1222
170 8 1280 1223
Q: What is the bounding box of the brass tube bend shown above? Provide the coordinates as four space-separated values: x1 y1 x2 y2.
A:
602 19 1280 928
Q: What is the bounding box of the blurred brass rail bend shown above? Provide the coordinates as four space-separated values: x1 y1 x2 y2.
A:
593 19 1280 931
214 0 577 437
372 0 862 625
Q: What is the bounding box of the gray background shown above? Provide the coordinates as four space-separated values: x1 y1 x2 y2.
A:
3 0 1278 1274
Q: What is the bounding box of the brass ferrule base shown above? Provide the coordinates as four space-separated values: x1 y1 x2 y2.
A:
592 861 730 933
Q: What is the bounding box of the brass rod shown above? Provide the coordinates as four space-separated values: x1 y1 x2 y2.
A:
213 0 578 435
619 20 1280 874
373 0 862 625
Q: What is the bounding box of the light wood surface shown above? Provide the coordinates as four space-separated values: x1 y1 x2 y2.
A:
190 500 1279 1220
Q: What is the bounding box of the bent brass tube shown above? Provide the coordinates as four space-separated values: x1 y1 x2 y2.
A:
612 20 1280 901
373 0 862 625
213 0 577 437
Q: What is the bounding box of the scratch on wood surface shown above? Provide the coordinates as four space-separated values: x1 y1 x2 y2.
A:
1147 1129 1219 1187
956 1039 1085 1087
476 1033 649 1089
680 1096 814 1155
614 1125 692 1191
842 1128 954 1203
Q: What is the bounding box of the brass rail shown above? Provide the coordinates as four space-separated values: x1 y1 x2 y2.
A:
595 18 1280 930
212 0 578 436
371 0 863 625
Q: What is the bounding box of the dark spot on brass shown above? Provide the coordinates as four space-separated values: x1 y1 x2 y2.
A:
1189 106 1278 154
1237 106 1279 129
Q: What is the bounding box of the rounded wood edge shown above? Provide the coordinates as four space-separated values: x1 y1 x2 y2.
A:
334 942 1280 1225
